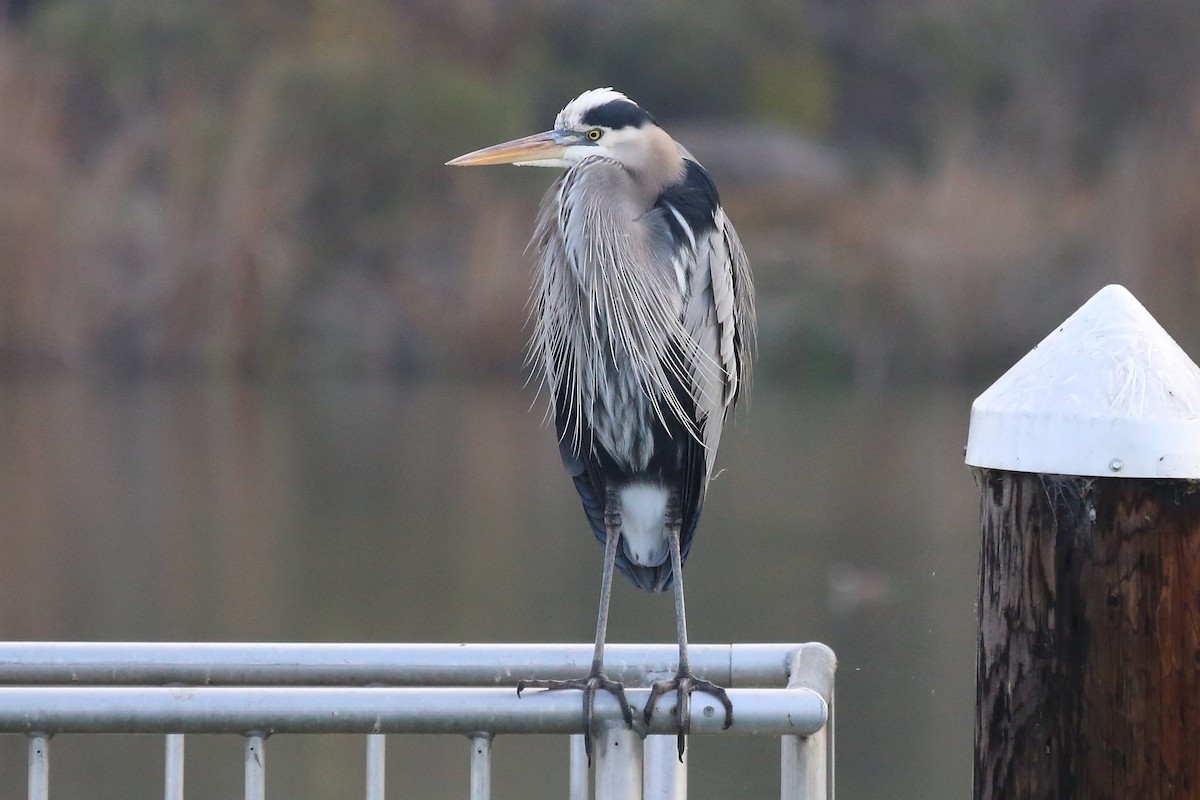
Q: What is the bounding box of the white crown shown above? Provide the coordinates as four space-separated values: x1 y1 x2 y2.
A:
555 88 637 130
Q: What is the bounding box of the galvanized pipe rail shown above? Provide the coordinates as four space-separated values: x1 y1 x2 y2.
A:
0 642 802 686
0 685 823 735
0 642 835 800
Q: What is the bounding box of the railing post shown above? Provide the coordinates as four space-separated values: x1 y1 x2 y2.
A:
594 722 642 800
642 736 685 799
27 734 49 800
365 734 385 800
967 285 1200 798
781 643 836 800
569 734 589 800
165 733 185 800
244 734 266 800
469 733 492 800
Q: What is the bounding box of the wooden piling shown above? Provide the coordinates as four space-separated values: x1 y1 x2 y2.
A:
966 285 1200 799
973 469 1200 798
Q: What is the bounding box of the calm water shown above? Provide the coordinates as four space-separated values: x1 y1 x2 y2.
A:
0 376 980 798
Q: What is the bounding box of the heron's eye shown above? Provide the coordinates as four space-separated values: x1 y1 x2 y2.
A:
587 128 603 141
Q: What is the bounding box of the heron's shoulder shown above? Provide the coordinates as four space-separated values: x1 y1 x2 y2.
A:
654 160 721 242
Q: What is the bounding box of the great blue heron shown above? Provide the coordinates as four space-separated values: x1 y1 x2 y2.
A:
447 88 754 761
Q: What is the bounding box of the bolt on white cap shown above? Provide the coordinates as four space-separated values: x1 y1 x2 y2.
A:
965 284 1200 478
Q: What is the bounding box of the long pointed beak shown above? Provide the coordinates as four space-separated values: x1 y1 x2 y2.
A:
446 131 566 167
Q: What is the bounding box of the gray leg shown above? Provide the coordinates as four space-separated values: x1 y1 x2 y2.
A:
589 488 622 674
518 487 634 764
643 492 734 760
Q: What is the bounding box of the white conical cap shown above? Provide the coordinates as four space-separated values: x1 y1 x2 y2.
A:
966 284 1200 478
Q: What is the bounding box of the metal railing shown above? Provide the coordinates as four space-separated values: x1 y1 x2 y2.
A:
0 642 836 799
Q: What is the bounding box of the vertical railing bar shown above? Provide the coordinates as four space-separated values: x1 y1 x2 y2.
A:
643 735 686 799
781 724 827 800
781 643 836 800
828 688 835 800
165 733 185 800
468 734 492 800
594 723 642 800
365 734 386 800
569 734 589 800
27 734 49 800
780 733 797 800
245 734 266 800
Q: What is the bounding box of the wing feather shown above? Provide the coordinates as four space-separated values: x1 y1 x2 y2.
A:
680 207 754 475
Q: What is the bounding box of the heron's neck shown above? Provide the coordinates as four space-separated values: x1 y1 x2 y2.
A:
630 126 686 206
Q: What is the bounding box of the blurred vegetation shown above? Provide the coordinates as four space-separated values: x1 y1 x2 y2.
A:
2 0 1200 384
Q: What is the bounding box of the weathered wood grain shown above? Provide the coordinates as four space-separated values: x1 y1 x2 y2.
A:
975 469 1200 799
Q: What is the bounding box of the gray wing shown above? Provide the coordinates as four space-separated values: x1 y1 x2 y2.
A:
681 207 755 477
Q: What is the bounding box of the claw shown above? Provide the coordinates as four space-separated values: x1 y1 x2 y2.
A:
517 672 634 764
644 673 734 761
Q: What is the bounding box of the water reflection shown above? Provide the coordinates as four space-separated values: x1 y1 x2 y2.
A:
0 377 979 798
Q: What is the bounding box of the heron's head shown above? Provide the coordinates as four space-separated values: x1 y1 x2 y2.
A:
447 89 682 185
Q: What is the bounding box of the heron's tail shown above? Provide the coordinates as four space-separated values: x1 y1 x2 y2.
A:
573 475 694 593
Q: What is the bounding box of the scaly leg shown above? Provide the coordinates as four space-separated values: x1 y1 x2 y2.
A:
643 491 734 760
517 487 634 764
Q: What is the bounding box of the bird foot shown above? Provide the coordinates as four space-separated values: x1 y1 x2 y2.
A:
644 672 734 761
517 671 634 765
